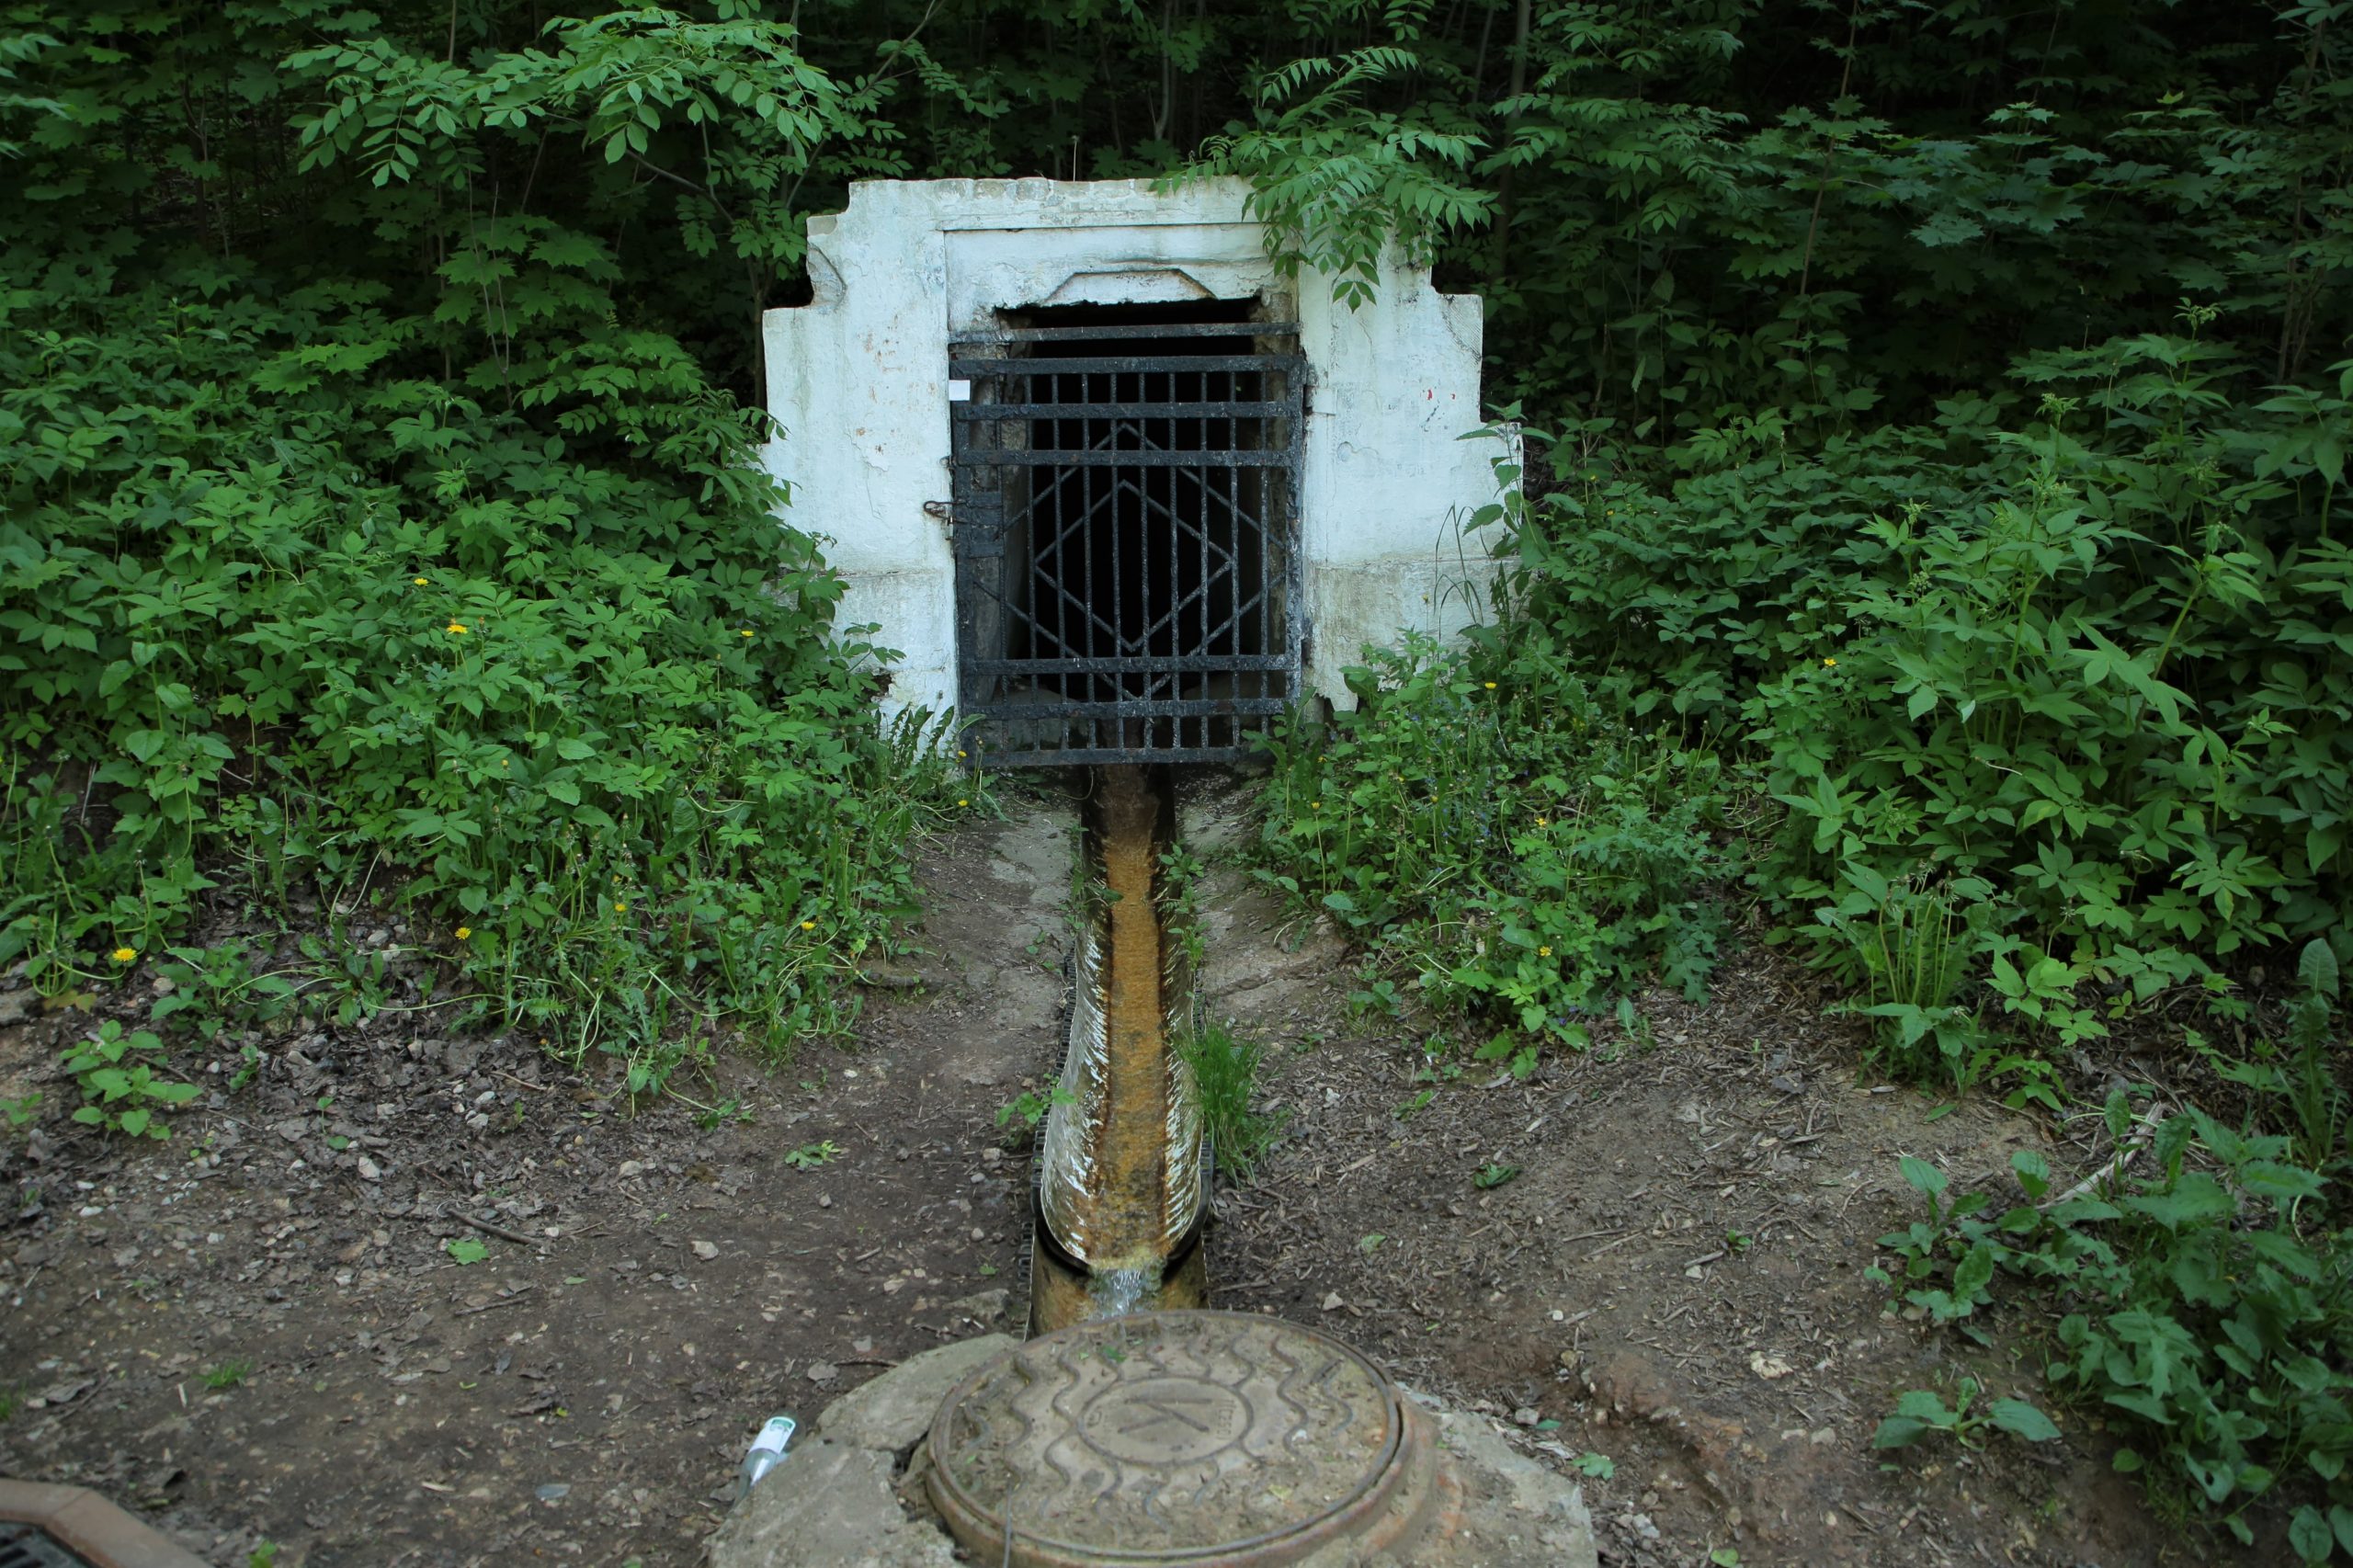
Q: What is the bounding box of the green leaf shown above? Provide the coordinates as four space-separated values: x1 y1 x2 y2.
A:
1988 1400 2060 1443
1872 1415 1932 1449
1899 1155 1948 1199
2120 1173 2235 1230
446 1237 490 1266
1892 1389 1952 1422
2289 1506 2333 1564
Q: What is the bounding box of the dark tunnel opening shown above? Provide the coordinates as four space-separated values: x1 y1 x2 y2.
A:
975 298 1295 758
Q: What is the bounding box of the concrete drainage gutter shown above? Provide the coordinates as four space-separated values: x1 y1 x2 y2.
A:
0 1482 211 1568
709 772 1597 1568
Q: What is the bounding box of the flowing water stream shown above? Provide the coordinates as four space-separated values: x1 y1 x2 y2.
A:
1030 766 1205 1331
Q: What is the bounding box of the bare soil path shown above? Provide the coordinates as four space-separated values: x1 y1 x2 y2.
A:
1176 771 2230 1568
3 775 2248 1566
1 799 1078 1567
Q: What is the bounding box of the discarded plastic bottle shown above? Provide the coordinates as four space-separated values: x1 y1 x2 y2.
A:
736 1415 798 1499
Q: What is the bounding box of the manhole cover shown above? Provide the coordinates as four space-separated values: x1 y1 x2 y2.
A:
926 1310 1437 1566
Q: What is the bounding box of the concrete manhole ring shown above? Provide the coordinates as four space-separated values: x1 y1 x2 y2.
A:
925 1310 1438 1566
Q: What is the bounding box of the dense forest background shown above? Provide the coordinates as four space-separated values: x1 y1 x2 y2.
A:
3 1 2353 1551
2 0 2347 1062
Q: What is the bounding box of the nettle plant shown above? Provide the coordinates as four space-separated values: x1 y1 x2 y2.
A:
1254 627 1731 1058
1500 327 2353 1088
1872 944 2353 1558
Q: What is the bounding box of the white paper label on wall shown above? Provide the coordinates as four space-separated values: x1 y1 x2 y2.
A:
948 379 972 402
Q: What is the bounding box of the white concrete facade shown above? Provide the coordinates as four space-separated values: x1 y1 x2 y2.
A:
761 176 1499 729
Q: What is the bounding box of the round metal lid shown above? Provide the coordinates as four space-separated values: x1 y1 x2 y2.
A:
926 1310 1427 1567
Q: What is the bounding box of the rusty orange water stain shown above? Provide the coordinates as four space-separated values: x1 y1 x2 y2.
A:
1085 765 1169 1269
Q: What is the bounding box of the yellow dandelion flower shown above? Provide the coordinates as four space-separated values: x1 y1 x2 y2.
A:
412 576 429 586
1536 816 1550 828
1312 801 1322 810
1483 681 1497 690
800 920 815 930
958 798 969 807
739 629 754 638
110 946 137 963
447 620 468 635
614 901 627 914
1539 945 1553 958
455 926 472 940
1823 657 1837 667
956 750 967 759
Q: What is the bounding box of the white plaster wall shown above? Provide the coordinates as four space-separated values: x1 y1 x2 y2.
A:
762 176 1500 730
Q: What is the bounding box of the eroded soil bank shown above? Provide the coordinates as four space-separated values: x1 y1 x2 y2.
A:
3 773 2247 1565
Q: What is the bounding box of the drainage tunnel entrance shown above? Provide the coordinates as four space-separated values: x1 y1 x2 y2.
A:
948 301 1304 767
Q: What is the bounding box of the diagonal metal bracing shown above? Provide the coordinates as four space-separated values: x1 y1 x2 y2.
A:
949 322 1304 765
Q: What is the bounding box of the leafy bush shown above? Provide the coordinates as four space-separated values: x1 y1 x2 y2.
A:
1874 943 2353 1555
1255 629 1731 1048
0 4 961 1073
1489 323 2353 1074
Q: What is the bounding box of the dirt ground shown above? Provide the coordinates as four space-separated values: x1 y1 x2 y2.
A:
0 771 2262 1566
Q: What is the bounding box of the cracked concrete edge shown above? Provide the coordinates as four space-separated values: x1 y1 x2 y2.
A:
709 1335 1017 1568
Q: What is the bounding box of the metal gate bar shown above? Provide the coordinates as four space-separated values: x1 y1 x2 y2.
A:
948 320 1305 767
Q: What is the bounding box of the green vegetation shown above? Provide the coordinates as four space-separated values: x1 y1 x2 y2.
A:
1178 1018 1283 1183
4 4 2348 1551
201 1358 253 1391
1 3 969 1085
1872 1376 2060 1454
62 1020 199 1139
1872 943 2351 1548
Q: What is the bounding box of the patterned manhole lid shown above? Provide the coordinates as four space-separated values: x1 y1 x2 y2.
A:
926 1310 1435 1566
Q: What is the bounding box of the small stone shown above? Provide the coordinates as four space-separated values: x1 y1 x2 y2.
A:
443 1038 482 1075
1320 1292 1343 1312
536 1483 569 1502
817 1195 832 1209
851 1337 873 1355
273 1118 309 1144
806 1362 839 1386
618 1160 646 1178
692 1241 719 1260
946 1289 1011 1328
1512 1407 1540 1427
357 1157 381 1182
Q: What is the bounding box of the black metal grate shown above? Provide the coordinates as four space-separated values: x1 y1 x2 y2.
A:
0 1523 93 1568
948 319 1305 765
